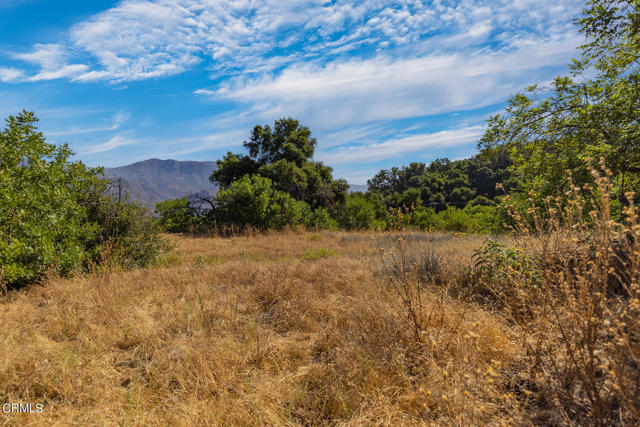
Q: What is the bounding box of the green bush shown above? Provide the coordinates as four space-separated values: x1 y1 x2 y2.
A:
81 187 169 269
410 205 502 234
411 207 443 230
0 112 99 287
215 174 308 230
436 206 470 232
472 239 541 287
337 193 377 230
155 197 201 233
461 204 501 233
304 206 337 230
0 111 167 289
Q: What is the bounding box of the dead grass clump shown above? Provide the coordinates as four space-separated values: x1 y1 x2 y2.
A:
0 228 521 425
474 161 640 425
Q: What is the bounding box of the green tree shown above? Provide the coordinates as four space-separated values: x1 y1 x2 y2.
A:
367 154 513 211
215 174 308 230
479 0 640 203
337 193 378 230
155 197 200 233
0 111 167 288
211 118 348 212
0 111 99 286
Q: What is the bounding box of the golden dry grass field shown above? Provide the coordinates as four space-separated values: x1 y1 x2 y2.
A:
0 231 523 426
1 228 638 425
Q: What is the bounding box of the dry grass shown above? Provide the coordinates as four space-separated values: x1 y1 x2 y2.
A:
0 231 522 426
2 174 638 427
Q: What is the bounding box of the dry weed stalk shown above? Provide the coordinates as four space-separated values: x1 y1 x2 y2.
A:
492 159 640 425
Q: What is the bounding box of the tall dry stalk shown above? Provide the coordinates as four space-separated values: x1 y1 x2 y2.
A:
484 159 640 425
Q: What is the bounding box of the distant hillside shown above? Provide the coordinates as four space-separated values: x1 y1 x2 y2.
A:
349 184 368 193
105 159 218 205
105 158 366 206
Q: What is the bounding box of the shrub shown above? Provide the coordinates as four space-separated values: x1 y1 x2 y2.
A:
304 206 337 230
337 193 377 230
436 206 470 232
414 205 501 234
155 197 201 233
477 162 640 425
0 111 167 289
411 207 442 231
81 185 169 270
0 112 100 287
215 174 307 230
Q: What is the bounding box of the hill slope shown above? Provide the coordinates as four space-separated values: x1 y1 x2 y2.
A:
105 158 367 206
104 159 218 205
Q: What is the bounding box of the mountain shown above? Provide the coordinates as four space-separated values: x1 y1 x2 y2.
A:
104 159 218 206
105 158 368 206
349 184 368 193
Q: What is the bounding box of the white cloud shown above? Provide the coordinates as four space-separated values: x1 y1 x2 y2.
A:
13 44 89 81
1 0 587 171
200 34 580 129
29 64 89 81
79 134 138 155
319 125 485 164
145 129 246 158
48 112 129 136
0 67 24 82
5 0 583 82
13 43 67 69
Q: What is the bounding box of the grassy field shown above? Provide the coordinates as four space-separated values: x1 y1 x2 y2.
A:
0 228 637 425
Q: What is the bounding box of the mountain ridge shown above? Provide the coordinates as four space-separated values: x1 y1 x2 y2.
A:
105 158 368 206
104 159 218 205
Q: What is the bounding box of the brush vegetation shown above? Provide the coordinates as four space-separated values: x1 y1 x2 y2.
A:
1 167 639 425
2 1 640 425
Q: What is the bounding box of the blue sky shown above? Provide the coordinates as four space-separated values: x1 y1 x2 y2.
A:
1 0 583 183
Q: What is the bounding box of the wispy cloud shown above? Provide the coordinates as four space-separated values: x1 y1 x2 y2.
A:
319 125 485 164
12 43 88 81
48 112 129 136
0 0 586 176
0 67 24 82
78 134 138 155
5 0 583 83
200 34 579 129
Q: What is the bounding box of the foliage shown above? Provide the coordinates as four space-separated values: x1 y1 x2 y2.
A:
336 193 379 230
303 206 337 230
81 183 168 269
211 118 348 212
474 165 640 425
367 151 516 212
155 197 201 233
0 111 166 288
0 111 99 287
409 205 501 234
215 174 308 230
479 0 640 204
472 239 541 298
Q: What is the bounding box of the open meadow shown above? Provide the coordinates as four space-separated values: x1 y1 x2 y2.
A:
3 1 640 425
1 231 523 426
2 221 639 426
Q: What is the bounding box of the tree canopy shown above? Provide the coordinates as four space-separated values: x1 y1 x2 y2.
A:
0 111 166 288
479 0 640 202
367 152 516 210
211 118 349 212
